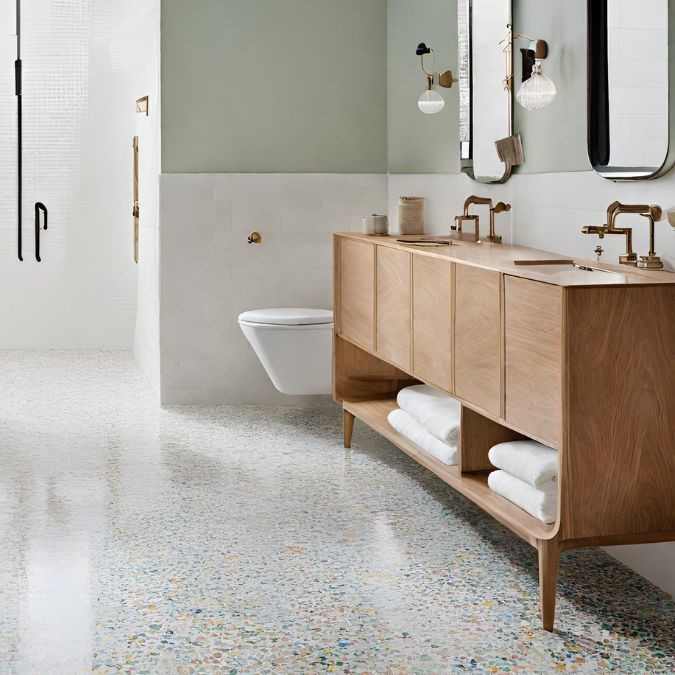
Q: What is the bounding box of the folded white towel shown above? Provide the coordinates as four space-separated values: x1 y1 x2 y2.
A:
488 470 557 524
388 408 457 466
396 385 461 445
488 440 558 489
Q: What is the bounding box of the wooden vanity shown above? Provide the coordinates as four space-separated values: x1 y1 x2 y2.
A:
333 232 675 631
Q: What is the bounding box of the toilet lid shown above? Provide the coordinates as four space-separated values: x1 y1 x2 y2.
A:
238 308 333 326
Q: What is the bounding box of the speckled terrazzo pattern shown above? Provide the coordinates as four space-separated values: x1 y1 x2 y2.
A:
0 352 673 674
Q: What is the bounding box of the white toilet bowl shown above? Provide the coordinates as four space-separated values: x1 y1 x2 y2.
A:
238 308 333 395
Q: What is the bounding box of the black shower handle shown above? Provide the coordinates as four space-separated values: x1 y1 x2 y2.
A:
35 202 47 262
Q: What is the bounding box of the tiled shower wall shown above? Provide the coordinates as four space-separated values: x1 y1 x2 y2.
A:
0 0 143 348
159 173 387 405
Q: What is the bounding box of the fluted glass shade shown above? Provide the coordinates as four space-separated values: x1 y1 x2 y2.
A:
516 61 557 110
418 89 445 114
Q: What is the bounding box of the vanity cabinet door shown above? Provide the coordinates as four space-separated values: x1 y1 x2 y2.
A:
412 255 453 393
338 238 375 351
505 276 562 447
454 265 501 417
376 246 412 371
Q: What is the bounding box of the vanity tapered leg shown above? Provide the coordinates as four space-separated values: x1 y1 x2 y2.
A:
343 409 355 448
538 538 560 632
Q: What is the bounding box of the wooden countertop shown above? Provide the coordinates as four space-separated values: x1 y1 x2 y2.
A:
335 233 675 287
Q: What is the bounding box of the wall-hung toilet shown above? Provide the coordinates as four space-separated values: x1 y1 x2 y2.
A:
238 308 333 395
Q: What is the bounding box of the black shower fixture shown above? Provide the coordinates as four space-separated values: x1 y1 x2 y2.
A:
15 0 48 262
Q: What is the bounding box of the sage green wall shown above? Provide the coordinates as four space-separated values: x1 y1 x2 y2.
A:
387 0 459 174
386 0 590 174
513 0 589 173
161 0 387 173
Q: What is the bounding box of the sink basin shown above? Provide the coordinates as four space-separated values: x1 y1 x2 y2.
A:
514 259 612 274
396 238 454 247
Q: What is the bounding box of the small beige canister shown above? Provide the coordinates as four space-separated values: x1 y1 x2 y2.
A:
398 196 425 235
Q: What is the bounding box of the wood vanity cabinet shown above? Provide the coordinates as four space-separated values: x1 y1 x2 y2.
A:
333 233 675 633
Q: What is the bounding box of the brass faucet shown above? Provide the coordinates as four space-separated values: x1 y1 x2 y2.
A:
582 201 664 268
452 196 510 243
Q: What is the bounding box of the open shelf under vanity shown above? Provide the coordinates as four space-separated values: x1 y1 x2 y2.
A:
343 397 556 545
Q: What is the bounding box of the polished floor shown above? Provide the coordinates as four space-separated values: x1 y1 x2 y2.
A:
0 352 673 673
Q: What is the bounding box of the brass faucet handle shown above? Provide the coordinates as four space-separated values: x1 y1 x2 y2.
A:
492 202 511 214
648 205 664 221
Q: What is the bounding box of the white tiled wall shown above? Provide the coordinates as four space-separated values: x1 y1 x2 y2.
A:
388 173 514 240
388 169 675 598
388 171 675 270
159 173 387 405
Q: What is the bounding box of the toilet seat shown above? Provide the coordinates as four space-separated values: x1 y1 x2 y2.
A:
238 308 333 327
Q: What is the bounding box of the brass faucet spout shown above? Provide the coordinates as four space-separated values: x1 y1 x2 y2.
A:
463 195 492 217
582 225 606 238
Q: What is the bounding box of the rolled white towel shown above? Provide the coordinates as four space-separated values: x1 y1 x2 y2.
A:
488 470 557 524
488 440 558 489
387 408 457 466
396 384 461 445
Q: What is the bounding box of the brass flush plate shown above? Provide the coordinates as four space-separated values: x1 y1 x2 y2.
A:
136 96 149 116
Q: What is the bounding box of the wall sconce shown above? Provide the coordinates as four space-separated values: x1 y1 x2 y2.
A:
416 43 454 115
510 31 556 110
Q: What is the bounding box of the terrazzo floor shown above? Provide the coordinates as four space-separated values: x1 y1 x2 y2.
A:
0 352 673 674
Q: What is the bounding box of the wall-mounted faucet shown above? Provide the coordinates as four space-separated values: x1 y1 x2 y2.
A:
582 201 664 269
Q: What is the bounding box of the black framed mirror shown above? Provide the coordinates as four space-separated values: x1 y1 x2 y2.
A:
588 0 675 180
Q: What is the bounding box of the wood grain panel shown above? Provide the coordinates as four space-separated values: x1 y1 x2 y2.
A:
459 405 525 473
412 255 453 392
562 285 675 539
376 246 412 370
454 265 501 416
505 277 563 447
339 238 375 351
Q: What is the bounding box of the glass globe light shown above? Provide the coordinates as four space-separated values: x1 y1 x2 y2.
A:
418 88 445 114
516 60 556 110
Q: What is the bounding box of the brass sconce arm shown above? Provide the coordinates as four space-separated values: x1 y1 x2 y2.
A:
416 43 454 89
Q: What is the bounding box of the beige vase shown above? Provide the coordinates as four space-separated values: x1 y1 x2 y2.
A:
398 196 425 235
